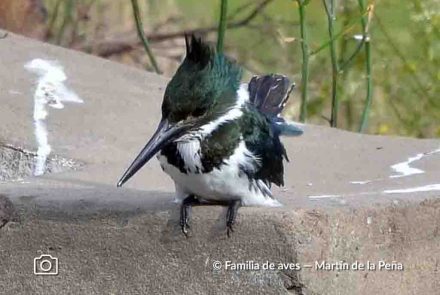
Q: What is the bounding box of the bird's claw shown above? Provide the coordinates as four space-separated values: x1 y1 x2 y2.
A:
180 195 197 238
181 222 190 238
226 222 234 238
226 200 240 238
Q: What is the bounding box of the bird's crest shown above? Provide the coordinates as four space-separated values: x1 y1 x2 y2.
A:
184 34 213 68
181 34 241 81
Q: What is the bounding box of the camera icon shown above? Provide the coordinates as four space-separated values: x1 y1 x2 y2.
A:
34 254 58 275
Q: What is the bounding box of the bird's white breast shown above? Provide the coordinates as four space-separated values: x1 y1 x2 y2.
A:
158 140 281 207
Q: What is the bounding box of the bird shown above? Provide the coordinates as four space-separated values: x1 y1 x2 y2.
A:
117 35 303 237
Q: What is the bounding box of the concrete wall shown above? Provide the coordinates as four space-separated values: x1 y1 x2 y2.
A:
0 31 439 294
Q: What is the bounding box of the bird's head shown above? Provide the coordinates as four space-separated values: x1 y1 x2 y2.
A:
117 34 242 187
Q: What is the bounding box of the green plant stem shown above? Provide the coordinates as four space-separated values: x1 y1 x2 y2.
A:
359 40 372 132
48 0 62 38
358 0 372 132
297 0 310 122
310 27 345 56
323 0 339 127
338 0 353 129
56 0 74 45
217 0 228 53
130 0 161 74
339 6 370 71
310 9 367 57
340 35 365 70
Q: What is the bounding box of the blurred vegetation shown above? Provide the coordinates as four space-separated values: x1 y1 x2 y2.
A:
16 0 440 137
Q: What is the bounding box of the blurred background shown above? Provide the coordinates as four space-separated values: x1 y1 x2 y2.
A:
0 0 438 138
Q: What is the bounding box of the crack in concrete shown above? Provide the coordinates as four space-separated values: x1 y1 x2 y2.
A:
272 220 306 295
0 144 83 182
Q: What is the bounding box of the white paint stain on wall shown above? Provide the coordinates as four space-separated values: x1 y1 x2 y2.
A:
350 180 372 185
25 59 83 176
389 153 425 178
309 183 440 200
383 184 440 194
390 148 440 178
349 147 440 185
308 194 342 199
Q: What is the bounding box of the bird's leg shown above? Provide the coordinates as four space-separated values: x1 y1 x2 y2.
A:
180 195 199 237
226 200 241 238
180 197 241 237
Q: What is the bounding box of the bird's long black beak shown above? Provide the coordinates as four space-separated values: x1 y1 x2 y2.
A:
117 118 186 187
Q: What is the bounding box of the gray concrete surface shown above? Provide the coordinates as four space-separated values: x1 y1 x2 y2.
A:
0 31 439 294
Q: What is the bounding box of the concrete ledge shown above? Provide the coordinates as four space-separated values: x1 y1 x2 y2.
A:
0 191 439 294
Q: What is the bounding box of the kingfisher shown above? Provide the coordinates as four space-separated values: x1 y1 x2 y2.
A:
117 35 303 237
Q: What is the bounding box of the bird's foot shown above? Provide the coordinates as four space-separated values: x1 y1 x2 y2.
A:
180 195 199 238
181 221 190 237
226 221 234 238
180 204 190 237
226 200 241 238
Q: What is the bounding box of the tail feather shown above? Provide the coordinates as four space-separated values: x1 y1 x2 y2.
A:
248 74 303 137
248 74 293 118
273 118 304 136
